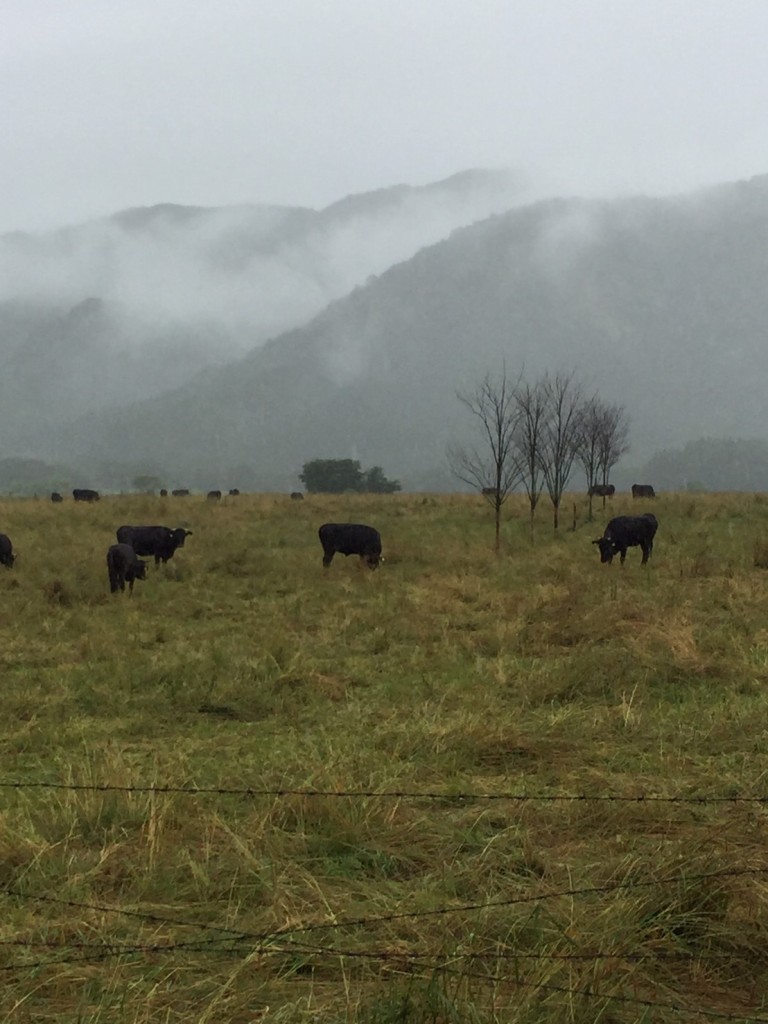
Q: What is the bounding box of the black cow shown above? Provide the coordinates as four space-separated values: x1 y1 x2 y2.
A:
116 525 192 566
589 484 615 497
51 492 64 503
319 523 382 570
0 534 15 568
73 488 100 502
290 492 304 501
171 489 190 497
107 543 147 594
160 488 168 497
593 514 658 565
207 490 222 501
631 483 656 499
228 488 240 496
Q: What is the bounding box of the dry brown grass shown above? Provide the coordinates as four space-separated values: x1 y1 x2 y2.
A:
0 491 766 1021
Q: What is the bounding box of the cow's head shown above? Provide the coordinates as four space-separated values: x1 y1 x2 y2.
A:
133 559 148 581
171 528 192 546
364 551 381 570
592 536 615 564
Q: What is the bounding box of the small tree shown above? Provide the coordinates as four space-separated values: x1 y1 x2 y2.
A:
300 459 364 493
576 398 630 518
447 369 522 553
597 402 630 491
538 371 583 530
511 376 548 539
574 394 603 521
361 466 401 493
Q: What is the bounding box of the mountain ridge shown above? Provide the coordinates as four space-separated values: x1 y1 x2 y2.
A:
44 172 768 490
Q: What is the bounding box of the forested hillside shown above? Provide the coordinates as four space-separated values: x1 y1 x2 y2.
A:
45 174 768 491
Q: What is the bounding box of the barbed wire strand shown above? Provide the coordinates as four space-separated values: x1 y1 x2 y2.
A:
4 865 768 952
1 780 767 802
2 936 766 1023
279 940 768 1022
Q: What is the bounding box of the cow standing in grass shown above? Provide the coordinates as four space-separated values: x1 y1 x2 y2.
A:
107 544 147 594
593 514 658 565
116 526 192 566
631 483 656 499
0 534 15 568
318 523 382 570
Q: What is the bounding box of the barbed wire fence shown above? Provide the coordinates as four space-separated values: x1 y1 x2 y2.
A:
2 779 768 1020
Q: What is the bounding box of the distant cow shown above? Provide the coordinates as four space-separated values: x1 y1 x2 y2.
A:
290 492 304 501
171 489 190 497
50 492 63 503
207 490 222 501
0 534 15 568
73 488 100 503
228 488 240 496
481 487 500 498
589 484 615 498
593 514 658 565
160 488 168 497
107 543 147 594
631 483 656 499
116 525 192 566
319 523 382 570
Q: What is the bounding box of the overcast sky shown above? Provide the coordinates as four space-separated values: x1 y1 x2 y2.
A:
3 0 768 233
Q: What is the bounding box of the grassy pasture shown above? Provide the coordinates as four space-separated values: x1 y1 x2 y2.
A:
1 491 768 1022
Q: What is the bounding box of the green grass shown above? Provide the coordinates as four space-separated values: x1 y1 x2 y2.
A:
1 491 768 1021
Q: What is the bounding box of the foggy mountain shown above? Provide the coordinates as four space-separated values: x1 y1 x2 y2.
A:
44 172 768 492
0 169 526 456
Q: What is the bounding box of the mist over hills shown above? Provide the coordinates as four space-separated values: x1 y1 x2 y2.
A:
39 172 768 493
4 170 768 492
0 170 526 461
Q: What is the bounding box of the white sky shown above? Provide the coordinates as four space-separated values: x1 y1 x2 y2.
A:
3 0 768 233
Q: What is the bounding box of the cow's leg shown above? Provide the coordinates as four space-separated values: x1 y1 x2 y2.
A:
322 549 334 568
620 548 627 564
640 543 650 564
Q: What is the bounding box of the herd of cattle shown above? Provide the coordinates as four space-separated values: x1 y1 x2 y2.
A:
0 483 661 593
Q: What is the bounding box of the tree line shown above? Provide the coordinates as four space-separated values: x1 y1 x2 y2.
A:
448 369 629 551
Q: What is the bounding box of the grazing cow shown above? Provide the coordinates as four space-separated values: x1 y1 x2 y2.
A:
481 487 500 497
50 492 63 503
0 534 15 568
228 488 240 496
107 543 147 594
160 488 168 497
73 488 100 502
319 523 382 570
593 514 658 565
290 492 304 501
207 490 222 501
171 489 190 497
116 525 192 566
631 483 656 499
589 484 615 498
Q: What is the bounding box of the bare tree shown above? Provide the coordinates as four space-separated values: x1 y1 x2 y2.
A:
597 402 630 490
510 376 548 538
538 371 584 530
447 369 522 553
575 394 605 521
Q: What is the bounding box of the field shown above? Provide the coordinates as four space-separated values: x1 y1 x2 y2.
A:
2 490 768 1023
